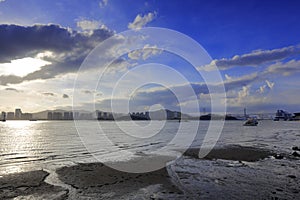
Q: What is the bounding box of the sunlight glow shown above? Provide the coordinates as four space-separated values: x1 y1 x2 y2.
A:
0 121 39 174
0 57 51 77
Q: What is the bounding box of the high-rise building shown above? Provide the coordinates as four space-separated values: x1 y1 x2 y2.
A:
21 113 32 120
53 112 63 120
64 112 70 120
7 112 15 120
15 108 22 119
47 112 53 120
74 112 79 119
70 112 73 120
1 112 6 120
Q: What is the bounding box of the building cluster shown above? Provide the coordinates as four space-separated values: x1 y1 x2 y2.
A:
1 109 32 120
47 112 94 120
165 110 181 120
129 112 150 120
129 110 181 120
97 111 114 120
47 112 74 120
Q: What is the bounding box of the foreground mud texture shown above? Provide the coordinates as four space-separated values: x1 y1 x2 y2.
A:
0 170 67 199
1 145 299 199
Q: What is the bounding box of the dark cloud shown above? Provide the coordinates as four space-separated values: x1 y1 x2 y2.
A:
42 92 55 96
82 90 94 94
0 24 114 85
209 45 300 70
5 87 20 92
95 76 264 112
93 83 210 112
62 94 69 98
0 75 23 85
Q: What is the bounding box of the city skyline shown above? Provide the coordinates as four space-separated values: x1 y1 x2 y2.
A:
0 0 300 114
1 107 298 121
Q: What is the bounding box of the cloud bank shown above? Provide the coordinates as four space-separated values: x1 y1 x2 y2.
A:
0 24 114 85
202 45 300 71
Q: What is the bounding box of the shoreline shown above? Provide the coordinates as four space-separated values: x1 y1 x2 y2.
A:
0 145 299 199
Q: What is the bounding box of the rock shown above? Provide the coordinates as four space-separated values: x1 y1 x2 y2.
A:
292 146 300 151
274 154 284 159
292 151 300 157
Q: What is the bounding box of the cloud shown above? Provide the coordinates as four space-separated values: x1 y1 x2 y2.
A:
224 74 232 81
82 90 94 94
0 57 51 77
266 59 300 76
0 24 114 85
265 80 274 89
62 94 69 98
42 92 55 96
128 44 162 60
257 80 275 94
77 20 103 31
128 12 156 30
202 45 300 71
97 57 136 74
258 85 267 94
92 73 263 113
99 0 108 8
223 73 259 92
0 75 22 85
238 86 250 99
5 87 20 92
0 0 5 2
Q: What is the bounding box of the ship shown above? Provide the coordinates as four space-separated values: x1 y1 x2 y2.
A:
274 110 293 121
243 118 258 126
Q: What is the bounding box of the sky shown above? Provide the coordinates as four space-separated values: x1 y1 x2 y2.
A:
0 0 300 115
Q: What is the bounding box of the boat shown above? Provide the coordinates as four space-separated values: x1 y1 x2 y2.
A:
243 118 258 126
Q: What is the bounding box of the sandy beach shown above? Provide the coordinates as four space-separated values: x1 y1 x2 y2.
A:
1 145 299 199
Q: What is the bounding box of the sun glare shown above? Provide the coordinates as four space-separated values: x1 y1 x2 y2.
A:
0 57 51 77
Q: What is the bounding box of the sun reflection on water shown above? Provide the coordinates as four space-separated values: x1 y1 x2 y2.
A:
0 121 42 175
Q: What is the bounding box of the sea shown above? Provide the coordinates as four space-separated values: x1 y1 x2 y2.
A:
0 120 300 175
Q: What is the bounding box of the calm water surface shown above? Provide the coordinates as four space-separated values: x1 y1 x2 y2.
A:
0 120 299 175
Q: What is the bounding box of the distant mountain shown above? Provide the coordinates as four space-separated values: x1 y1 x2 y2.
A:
32 110 52 120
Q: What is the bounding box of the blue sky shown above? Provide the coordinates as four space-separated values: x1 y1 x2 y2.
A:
0 0 300 114
1 0 300 58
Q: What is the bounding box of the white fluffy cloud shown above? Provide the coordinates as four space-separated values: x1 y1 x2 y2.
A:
128 12 156 30
77 20 102 31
